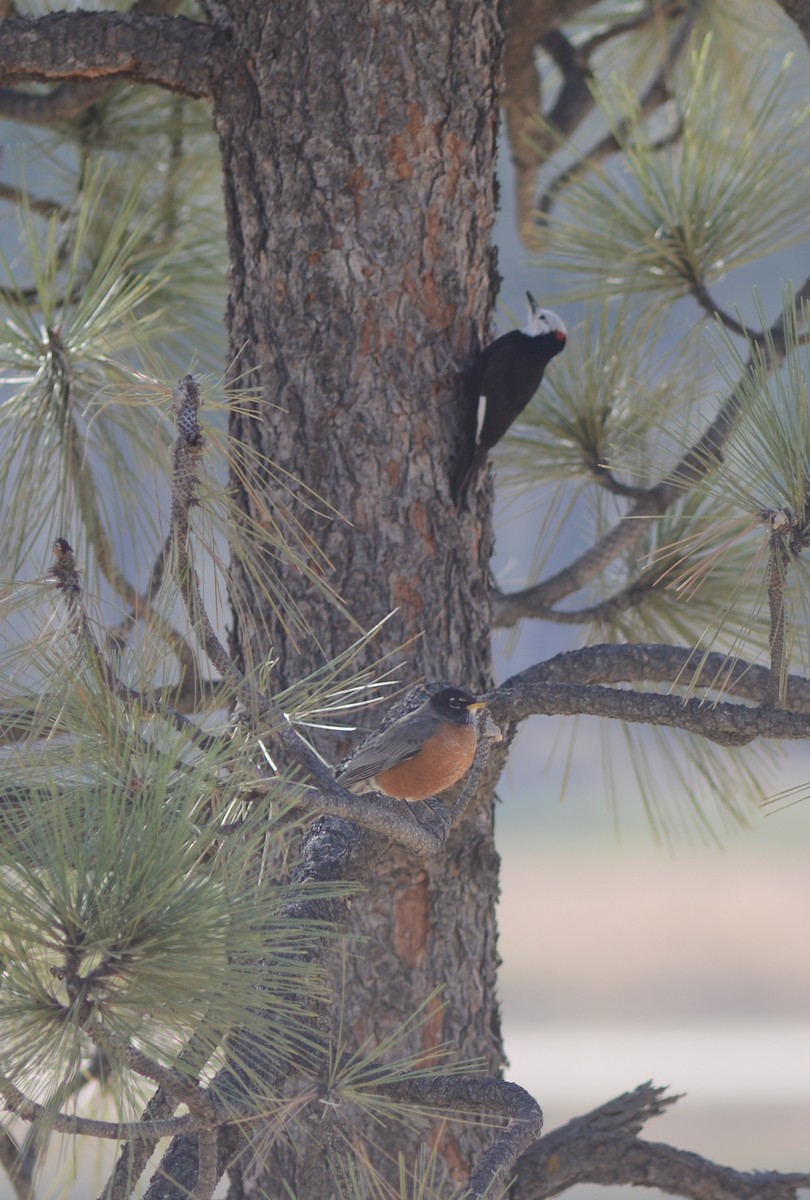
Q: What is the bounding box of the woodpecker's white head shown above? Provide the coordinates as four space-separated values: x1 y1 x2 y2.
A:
523 292 567 341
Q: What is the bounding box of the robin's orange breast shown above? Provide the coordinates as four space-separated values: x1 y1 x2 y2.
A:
373 723 478 801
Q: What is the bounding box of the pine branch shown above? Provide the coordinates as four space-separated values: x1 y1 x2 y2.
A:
0 1126 31 1200
0 77 117 123
49 537 214 747
493 276 810 625
501 0 598 249
380 1076 543 1199
536 29 595 144
691 281 753 340
536 12 691 223
492 575 660 626
490 678 810 747
55 362 203 699
589 464 650 500
503 1 688 247
0 11 225 108
140 812 378 1200
169 377 254 699
774 0 810 49
103 1030 215 1200
0 1076 201 1140
763 524 791 707
0 179 67 218
522 1128 810 1198
118 1043 217 1127
193 1130 218 1200
511 1083 810 1198
581 3 685 54
501 642 810 710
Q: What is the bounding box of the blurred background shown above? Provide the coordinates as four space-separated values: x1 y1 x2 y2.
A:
496 740 810 1193
491 125 810 1192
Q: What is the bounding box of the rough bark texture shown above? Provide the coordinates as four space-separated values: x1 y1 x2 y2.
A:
0 11 220 102
211 2 504 1193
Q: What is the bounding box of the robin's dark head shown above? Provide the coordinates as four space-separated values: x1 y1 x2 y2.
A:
428 687 488 725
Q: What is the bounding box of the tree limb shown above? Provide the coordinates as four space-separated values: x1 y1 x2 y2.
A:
0 1126 32 1200
691 280 754 339
521 1132 810 1199
0 178 67 217
500 642 810 711
536 11 691 224
380 1076 543 1200
54 356 205 702
0 11 226 107
503 1 688 248
763 526 791 706
514 1082 810 1199
493 273 810 625
501 0 598 249
773 0 810 50
103 1030 215 1200
0 1075 202 1140
48 538 215 748
141 811 380 1200
490 678 810 746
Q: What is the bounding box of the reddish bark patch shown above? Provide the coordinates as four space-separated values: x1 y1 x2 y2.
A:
358 314 379 358
425 203 443 260
389 103 425 180
391 574 425 619
422 272 456 329
390 141 415 180
419 990 446 1066
429 1125 467 1186
410 499 436 554
442 131 465 198
402 263 456 330
394 871 429 967
347 164 369 218
384 458 403 488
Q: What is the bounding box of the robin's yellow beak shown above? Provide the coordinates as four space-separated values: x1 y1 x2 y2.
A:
467 700 488 711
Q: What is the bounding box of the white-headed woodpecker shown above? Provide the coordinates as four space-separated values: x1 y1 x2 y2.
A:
451 292 567 506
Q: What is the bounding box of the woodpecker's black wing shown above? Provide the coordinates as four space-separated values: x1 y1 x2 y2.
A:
475 330 549 454
452 330 561 506
450 333 514 506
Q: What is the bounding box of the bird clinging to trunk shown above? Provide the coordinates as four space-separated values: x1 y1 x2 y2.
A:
451 292 567 506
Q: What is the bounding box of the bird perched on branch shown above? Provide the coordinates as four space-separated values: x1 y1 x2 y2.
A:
451 293 567 506
335 687 488 802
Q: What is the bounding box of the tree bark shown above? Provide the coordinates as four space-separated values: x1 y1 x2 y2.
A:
210 2 505 1193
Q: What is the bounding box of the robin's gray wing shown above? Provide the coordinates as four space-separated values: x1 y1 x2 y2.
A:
336 709 438 786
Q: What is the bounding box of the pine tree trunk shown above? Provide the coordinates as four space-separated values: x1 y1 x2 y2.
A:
211 2 504 1192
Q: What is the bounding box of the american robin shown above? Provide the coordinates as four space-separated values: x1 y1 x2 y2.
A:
452 292 567 505
335 687 488 802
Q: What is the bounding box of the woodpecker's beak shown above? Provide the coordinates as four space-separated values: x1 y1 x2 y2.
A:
526 290 537 314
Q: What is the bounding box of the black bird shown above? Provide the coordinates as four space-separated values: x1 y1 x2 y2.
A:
451 293 567 506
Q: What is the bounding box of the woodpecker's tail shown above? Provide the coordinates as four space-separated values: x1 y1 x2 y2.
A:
451 461 473 509
450 447 483 509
